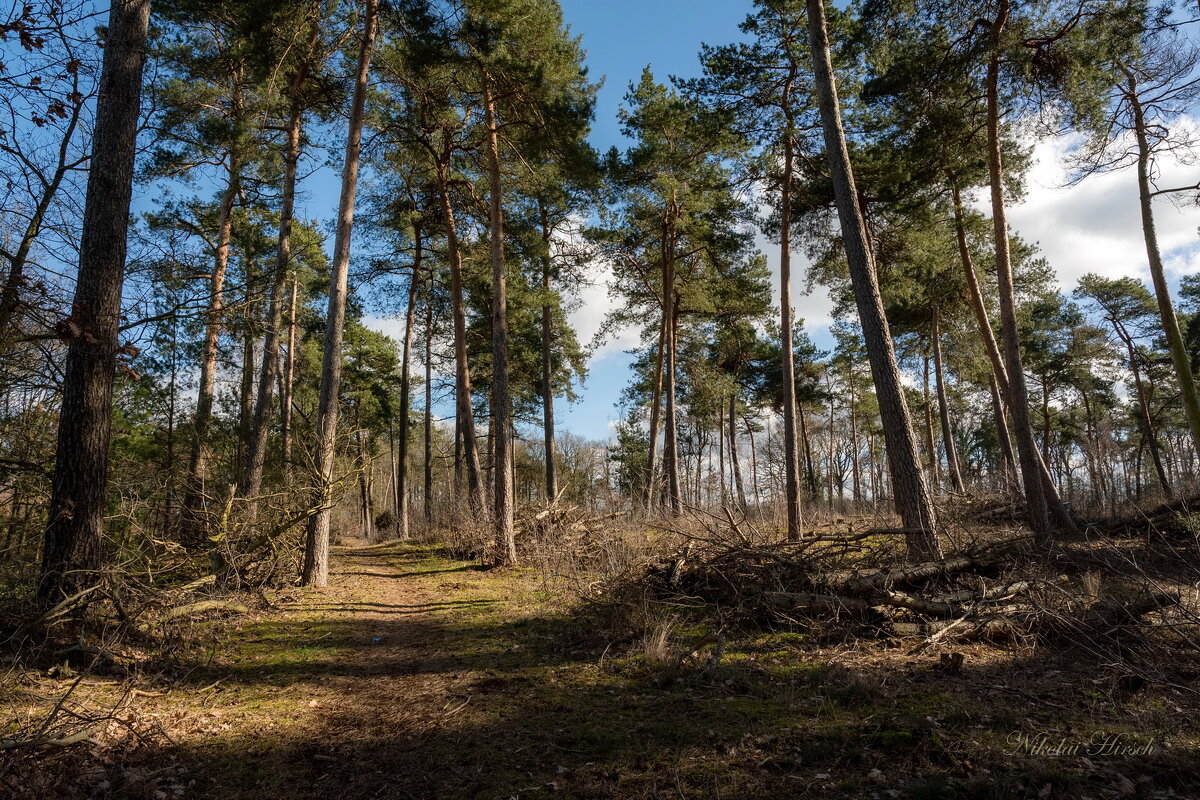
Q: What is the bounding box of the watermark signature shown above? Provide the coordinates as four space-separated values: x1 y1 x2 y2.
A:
1006 732 1162 757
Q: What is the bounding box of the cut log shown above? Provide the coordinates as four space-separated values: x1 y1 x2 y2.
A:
933 575 1069 605
826 554 985 595
763 591 871 614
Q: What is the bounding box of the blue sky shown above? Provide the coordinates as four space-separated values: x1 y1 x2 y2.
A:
551 0 758 440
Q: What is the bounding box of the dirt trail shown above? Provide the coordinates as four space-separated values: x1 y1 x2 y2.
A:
150 540 549 799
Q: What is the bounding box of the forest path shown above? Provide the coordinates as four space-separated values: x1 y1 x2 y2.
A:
149 538 648 799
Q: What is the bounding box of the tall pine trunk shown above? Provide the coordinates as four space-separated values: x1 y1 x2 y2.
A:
39 0 151 601
807 0 940 558
985 0 1072 534
243 43 312 504
482 74 516 566
644 314 666 509
395 231 421 540
538 203 558 503
301 0 378 587
1122 329 1173 498
1128 80 1200 457
236 291 256 484
728 394 748 510
931 308 965 492
661 208 682 515
778 94 804 539
182 150 239 542
423 273 434 523
434 144 485 515
280 272 299 483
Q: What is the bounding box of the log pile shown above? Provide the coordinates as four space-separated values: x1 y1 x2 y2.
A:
635 528 1181 647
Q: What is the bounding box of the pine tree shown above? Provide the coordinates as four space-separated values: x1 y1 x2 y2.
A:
39 0 151 601
806 0 940 559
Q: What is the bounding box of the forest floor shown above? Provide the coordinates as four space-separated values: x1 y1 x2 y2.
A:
6 536 1200 799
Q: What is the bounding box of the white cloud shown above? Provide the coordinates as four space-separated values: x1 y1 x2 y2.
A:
566 258 642 361
756 230 836 338
998 134 1200 290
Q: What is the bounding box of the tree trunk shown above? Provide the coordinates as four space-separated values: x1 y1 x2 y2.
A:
301 0 377 588
748 417 760 503
644 313 666 509
423 271 434 524
779 90 804 539
985 0 1068 534
434 141 485 516
807 0 940 558
395 229 421 540
356 428 375 542
799 407 817 499
39 0 151 601
662 209 682 515
827 371 836 509
237 293 256 484
729 394 748 510
538 203 558 503
1123 330 1173 499
280 272 299 483
182 150 239 542
987 373 1017 490
1128 81 1200 456
931 309 965 492
922 356 940 489
718 408 727 507
848 368 861 503
242 46 312 503
481 73 516 566
951 179 1061 513
1040 378 1052 469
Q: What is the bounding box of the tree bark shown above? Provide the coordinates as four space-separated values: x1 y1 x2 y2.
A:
395 229 421 540
1122 328 1173 498
39 0 151 601
778 84 804 539
423 271 434 524
538 203 558 503
434 140 485 516
481 73 516 566
301 0 377 588
807 0 940 558
644 313 666 509
242 41 312 504
1128 80 1200 457
848 366 861 503
181 150 239 542
280 272 299 483
931 309 965 492
237 291 256 483
729 394 748 510
662 210 682 516
951 179 1063 511
984 0 1070 534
